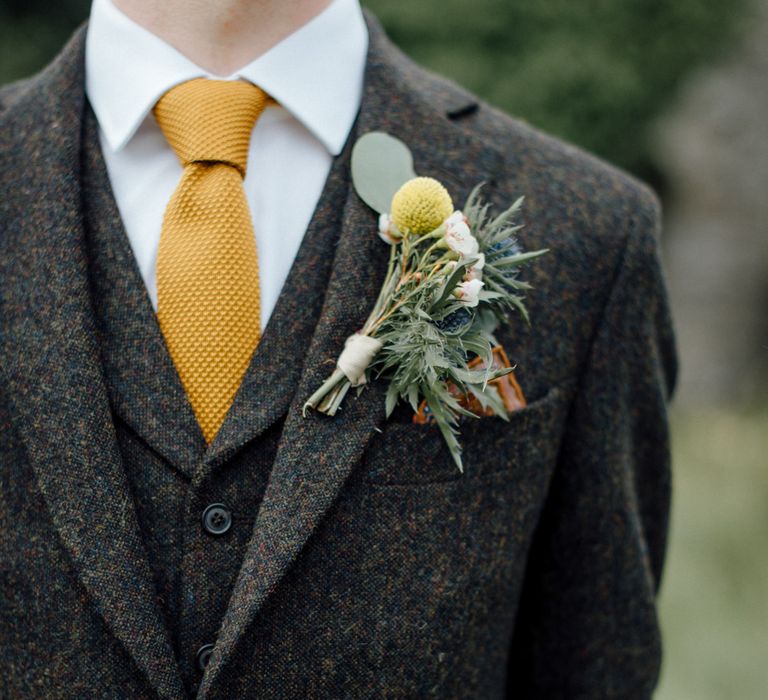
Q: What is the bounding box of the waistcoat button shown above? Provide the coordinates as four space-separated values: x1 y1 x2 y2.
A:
202 503 232 535
196 643 215 673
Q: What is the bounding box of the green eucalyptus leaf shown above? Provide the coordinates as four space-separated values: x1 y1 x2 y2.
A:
351 132 417 214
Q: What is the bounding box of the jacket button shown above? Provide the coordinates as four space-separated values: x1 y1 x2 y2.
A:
202 503 232 535
196 643 215 672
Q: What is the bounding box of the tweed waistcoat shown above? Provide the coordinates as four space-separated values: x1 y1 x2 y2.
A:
79 103 353 694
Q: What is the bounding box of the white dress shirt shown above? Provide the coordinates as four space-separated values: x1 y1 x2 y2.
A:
85 0 368 330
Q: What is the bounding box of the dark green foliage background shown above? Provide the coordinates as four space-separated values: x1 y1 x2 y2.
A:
364 0 746 182
0 0 746 180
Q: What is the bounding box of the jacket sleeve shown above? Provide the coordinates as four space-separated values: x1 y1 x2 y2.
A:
505 191 678 699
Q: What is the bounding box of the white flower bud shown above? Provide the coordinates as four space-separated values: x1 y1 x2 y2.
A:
466 253 485 281
444 210 479 257
378 213 402 245
454 278 484 307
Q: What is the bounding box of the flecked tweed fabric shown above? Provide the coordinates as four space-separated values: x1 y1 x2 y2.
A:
0 12 677 700
81 90 352 696
154 79 269 443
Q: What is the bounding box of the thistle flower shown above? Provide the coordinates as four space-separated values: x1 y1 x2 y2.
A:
434 307 473 334
390 177 453 235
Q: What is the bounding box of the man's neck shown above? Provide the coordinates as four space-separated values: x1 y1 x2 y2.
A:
112 0 333 75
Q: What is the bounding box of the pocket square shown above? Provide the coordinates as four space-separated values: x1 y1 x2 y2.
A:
413 345 526 424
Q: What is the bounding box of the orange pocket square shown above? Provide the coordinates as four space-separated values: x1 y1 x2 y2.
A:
413 345 526 424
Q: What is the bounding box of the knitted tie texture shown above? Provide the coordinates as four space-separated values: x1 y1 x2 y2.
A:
154 78 268 444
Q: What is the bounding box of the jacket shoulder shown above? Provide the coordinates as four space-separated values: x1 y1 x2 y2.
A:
473 96 660 241
0 78 35 114
406 59 661 245
0 23 87 125
396 61 665 353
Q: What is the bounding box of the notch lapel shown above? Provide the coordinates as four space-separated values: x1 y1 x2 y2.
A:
198 15 505 697
196 119 356 477
0 28 186 700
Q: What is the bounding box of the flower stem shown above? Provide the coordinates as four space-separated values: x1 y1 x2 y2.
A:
421 238 447 261
369 242 398 324
302 367 348 416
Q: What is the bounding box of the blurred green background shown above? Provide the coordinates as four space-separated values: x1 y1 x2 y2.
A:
0 0 747 184
2 1 766 698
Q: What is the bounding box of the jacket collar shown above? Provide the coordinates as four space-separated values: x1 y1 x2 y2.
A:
0 27 187 700
197 12 505 697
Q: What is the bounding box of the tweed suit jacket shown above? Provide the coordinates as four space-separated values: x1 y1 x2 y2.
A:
0 13 677 700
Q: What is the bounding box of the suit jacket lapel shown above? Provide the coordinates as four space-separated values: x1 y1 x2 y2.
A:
199 14 505 697
0 28 186 700
198 118 355 477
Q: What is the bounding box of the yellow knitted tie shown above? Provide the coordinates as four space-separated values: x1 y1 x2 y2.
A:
153 78 268 444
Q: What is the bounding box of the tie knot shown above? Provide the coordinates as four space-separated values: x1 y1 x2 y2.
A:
153 78 268 175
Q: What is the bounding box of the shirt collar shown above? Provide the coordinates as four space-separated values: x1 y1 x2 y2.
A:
85 0 368 155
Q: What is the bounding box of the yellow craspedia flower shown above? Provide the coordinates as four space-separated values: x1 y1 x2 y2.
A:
390 177 453 235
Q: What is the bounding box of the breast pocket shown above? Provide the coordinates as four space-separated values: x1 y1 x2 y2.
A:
360 382 573 486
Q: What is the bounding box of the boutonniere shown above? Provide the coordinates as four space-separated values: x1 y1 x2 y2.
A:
303 132 547 470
